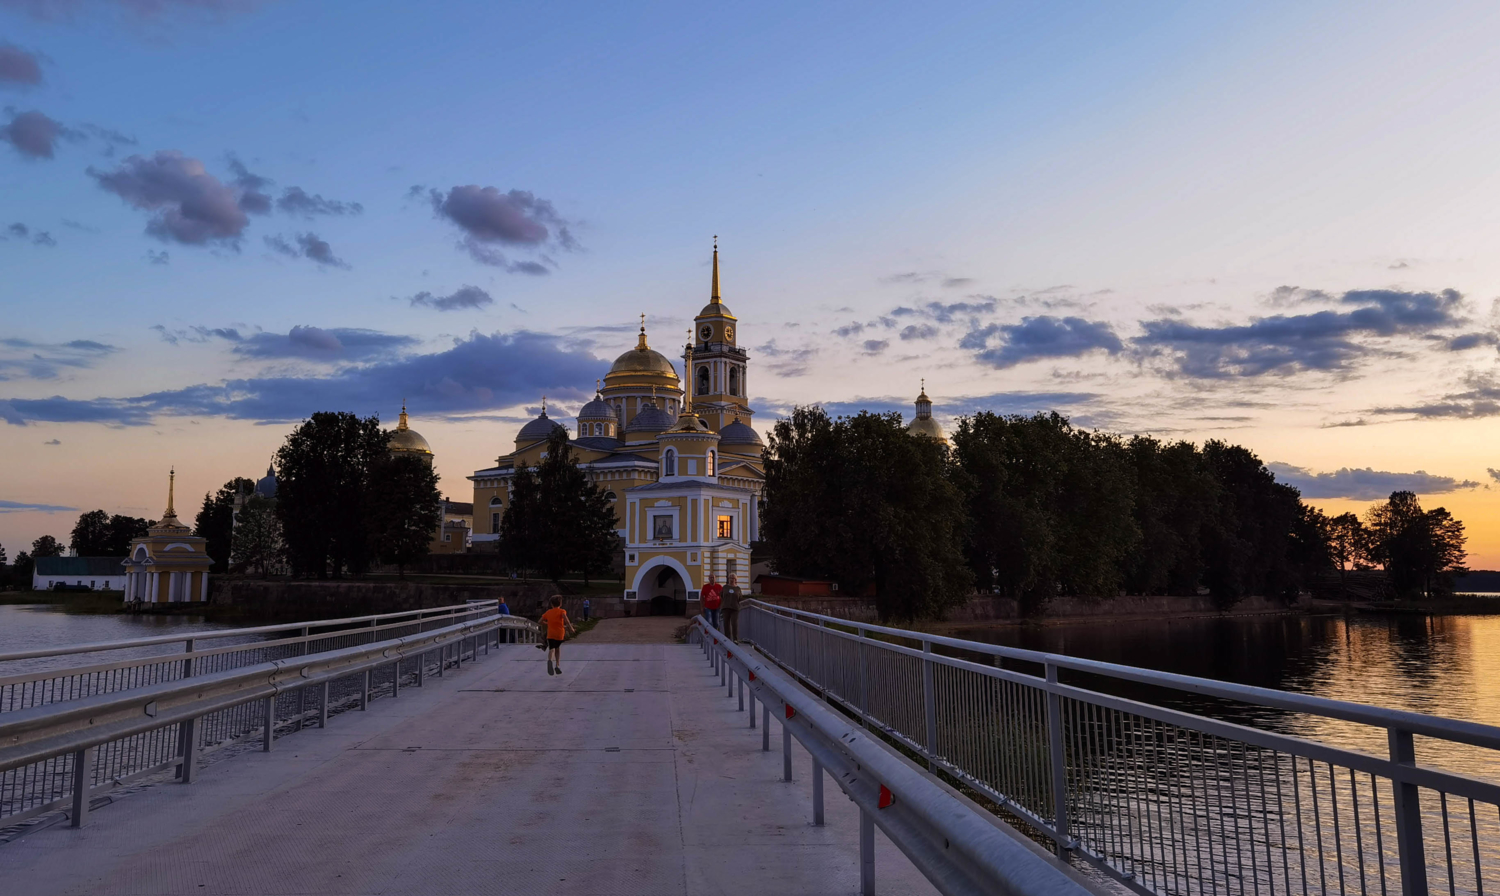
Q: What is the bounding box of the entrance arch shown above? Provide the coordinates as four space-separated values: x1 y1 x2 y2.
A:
632 557 695 616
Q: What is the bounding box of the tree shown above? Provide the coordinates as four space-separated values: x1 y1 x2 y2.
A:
106 515 152 555
231 496 284 577
1122 436 1219 595
762 407 972 621
274 412 389 578
12 551 33 589
71 509 112 556
1366 491 1467 599
1288 504 1333 600
194 477 257 573
31 535 63 558
499 427 618 584
1326 512 1368 597
367 454 442 576
1199 441 1304 606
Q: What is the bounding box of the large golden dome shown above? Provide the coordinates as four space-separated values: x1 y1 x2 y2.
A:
388 405 434 457
906 415 947 442
604 321 681 388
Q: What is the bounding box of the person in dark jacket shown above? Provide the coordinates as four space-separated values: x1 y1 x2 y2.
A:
721 575 743 640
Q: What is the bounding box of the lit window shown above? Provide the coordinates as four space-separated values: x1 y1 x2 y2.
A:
707 450 716 476
443 533 451 542
717 515 733 539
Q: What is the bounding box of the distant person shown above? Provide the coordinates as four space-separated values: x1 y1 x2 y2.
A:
721 575 743 640
582 597 591 621
497 597 512 643
540 596 575 676
701 574 723 630
497 598 511 615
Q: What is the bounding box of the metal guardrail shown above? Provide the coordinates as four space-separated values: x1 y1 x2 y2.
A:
739 600 1500 896
690 614 1094 896
0 604 539 829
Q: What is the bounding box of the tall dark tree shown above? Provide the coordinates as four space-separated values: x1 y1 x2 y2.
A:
1326 512 1368 597
1122 436 1219 595
499 428 618 584
367 454 443 576
950 412 1138 613
762 407 971 621
12 551 33 589
1199 441 1304 606
194 477 257 573
106 515 152 555
70 510 112 556
231 496 284 577
1365 491 1467 598
275 412 389 578
31 535 63 558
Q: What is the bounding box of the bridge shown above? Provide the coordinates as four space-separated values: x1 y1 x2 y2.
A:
0 600 1496 896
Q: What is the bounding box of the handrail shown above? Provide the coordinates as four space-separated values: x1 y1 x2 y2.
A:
741 598 1500 750
0 600 499 664
690 614 1095 896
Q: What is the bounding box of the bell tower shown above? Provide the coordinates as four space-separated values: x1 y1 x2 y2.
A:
687 237 752 432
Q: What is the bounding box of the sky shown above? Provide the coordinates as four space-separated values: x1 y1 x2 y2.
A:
6 1 1500 564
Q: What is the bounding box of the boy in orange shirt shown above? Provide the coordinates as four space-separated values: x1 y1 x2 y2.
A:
539 595 575 676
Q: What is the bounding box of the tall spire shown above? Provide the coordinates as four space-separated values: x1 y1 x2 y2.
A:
710 235 720 302
684 330 694 413
637 312 649 350
166 467 176 518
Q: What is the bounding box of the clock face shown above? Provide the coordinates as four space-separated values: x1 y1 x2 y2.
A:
724 326 734 341
700 325 713 340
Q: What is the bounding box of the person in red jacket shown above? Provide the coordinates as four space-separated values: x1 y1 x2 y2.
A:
701 574 723 630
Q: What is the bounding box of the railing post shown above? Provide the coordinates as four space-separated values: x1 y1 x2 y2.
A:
392 660 401 697
857 626 869 727
70 746 95 827
417 651 426 687
319 682 329 728
749 692 756 728
812 757 824 825
296 626 309 731
361 669 372 708
1390 728 1430 896
783 715 793 782
859 807 875 896
262 695 275 751
763 705 770 751
176 638 195 778
179 717 198 783
738 673 744 711
922 641 938 769
1045 663 1070 855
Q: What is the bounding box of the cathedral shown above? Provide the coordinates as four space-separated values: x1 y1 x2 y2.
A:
467 243 945 612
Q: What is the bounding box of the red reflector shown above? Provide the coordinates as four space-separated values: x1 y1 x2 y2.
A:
878 785 894 809
785 705 796 720
713 638 718 644
726 651 733 658
748 672 756 681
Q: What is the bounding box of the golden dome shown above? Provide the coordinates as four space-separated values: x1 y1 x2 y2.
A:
604 318 681 386
907 415 947 442
388 404 434 456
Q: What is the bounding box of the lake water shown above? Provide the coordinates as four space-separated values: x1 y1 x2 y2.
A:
0 603 250 676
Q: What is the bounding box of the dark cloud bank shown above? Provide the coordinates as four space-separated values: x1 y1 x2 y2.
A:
1268 462 1479 501
422 185 576 272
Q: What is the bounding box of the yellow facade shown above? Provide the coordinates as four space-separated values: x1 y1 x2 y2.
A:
470 244 766 609
123 470 213 605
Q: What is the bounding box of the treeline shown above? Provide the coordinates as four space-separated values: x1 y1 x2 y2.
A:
496 427 620 584
762 408 1467 621
0 534 67 590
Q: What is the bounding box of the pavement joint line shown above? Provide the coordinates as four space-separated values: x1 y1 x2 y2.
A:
350 746 680 752
458 688 669 693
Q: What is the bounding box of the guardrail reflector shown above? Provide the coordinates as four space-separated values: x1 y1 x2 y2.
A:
879 785 894 809
785 704 796 720
748 671 756 681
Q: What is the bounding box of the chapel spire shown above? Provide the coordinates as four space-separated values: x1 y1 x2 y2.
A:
710 236 720 302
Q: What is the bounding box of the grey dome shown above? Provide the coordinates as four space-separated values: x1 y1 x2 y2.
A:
254 466 278 499
517 412 566 444
626 402 675 435
718 419 763 447
578 395 613 420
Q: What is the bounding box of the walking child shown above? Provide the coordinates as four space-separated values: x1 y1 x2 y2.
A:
539 596 575 676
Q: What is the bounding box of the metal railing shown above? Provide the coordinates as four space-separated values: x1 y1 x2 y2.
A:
739 600 1500 896
689 614 1093 896
0 603 539 829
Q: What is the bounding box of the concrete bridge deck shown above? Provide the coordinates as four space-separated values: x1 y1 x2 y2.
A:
0 619 938 895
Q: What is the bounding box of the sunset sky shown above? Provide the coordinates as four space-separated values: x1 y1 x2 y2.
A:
6 2 1500 565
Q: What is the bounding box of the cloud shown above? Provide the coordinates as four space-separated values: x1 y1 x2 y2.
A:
900 324 939 341
1 109 67 158
0 0 263 21
962 316 1122 368
43 438 59 445
879 271 973 289
1268 462 1480 500
145 249 169 265
0 43 42 85
2 221 56 246
0 498 76 512
1489 468 1500 485
1444 332 1498 351
1136 288 1465 378
151 324 241 345
426 184 576 272
231 325 411 361
861 339 889 354
758 389 1103 424
0 337 117 381
0 330 609 426
1371 374 1500 419
276 186 362 217
407 285 494 312
78 123 136 156
91 151 255 246
264 231 349 268
225 154 272 214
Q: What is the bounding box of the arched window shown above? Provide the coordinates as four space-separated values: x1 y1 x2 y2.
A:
489 496 503 506
697 365 710 396
728 367 739 396
707 450 716 476
663 448 676 476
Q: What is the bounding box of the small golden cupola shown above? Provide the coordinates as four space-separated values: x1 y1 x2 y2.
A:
906 379 948 444
124 469 213 604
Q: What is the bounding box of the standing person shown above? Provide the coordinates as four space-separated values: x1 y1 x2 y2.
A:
582 597 591 621
539 596 575 676
497 596 513 643
721 575 743 640
701 574 723 630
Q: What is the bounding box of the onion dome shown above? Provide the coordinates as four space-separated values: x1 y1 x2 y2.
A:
388 403 435 458
625 398 675 436
718 416 763 448
517 400 567 445
906 380 948 444
577 383 614 422
254 464 278 499
605 319 681 389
